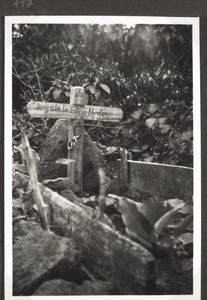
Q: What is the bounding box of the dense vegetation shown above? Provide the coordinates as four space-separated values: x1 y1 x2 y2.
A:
13 24 193 166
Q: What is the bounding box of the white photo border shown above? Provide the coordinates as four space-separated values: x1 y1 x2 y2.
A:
5 16 201 300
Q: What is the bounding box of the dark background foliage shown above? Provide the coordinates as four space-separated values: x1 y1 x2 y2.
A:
12 24 193 167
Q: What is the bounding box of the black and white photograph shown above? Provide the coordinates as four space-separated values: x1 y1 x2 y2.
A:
4 16 200 298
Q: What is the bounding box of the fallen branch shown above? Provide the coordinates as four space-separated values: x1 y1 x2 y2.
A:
21 134 49 231
41 186 155 294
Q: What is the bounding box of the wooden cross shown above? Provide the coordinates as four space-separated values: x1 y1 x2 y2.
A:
27 86 123 195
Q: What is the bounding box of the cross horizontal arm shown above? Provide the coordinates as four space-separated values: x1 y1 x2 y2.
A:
27 101 123 122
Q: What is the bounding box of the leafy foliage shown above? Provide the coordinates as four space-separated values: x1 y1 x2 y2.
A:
13 23 193 167
109 195 193 253
12 111 50 153
107 194 193 294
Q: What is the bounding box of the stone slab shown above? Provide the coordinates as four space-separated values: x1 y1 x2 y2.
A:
125 160 193 201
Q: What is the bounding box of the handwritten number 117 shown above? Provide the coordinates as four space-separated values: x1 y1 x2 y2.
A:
13 0 33 8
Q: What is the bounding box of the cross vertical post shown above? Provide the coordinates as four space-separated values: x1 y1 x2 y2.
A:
67 87 85 196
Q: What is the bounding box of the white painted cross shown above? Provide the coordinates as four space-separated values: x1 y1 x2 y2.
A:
27 86 123 195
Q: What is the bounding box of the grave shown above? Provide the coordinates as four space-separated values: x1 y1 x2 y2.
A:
27 86 123 195
23 88 193 295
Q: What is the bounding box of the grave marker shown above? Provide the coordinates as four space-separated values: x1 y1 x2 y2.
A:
27 100 123 122
27 87 123 195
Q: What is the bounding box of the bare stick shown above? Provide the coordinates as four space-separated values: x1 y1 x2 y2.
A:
98 167 107 220
21 134 49 231
12 66 37 100
25 79 38 100
29 59 44 101
84 123 120 129
64 24 76 44
118 148 128 193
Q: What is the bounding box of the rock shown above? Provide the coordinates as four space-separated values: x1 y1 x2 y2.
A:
38 119 69 180
104 196 120 215
38 119 103 193
110 214 126 234
59 189 84 205
13 223 80 295
106 178 120 195
82 196 98 209
126 184 142 200
83 168 99 193
13 220 41 244
83 174 120 195
38 162 67 181
58 190 114 229
39 119 68 161
33 279 115 295
83 132 105 192
42 177 79 194
59 189 97 218
13 171 29 189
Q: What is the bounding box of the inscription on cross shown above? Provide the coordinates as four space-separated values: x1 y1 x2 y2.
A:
27 86 123 195
27 100 123 122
